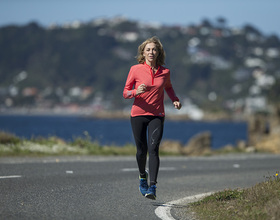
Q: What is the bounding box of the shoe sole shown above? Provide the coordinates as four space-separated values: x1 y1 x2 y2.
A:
145 193 156 200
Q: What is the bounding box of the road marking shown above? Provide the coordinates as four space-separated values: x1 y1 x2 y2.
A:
66 171 73 174
155 192 213 220
0 175 22 179
122 167 176 172
160 167 176 171
233 164 240 168
122 168 138 172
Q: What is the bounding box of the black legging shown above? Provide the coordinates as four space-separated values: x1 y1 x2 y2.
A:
130 116 164 185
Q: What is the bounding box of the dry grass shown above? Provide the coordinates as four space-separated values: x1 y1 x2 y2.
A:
190 172 280 220
0 130 277 157
0 130 136 156
0 131 21 144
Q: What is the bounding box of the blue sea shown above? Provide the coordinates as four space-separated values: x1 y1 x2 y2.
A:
0 115 248 149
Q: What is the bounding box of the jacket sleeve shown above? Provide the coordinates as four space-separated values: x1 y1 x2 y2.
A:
123 67 137 99
165 71 179 102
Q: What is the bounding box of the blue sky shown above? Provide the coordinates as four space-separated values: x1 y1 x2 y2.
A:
1 0 279 36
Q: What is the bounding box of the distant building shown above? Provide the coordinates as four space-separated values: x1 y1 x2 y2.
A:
245 96 267 114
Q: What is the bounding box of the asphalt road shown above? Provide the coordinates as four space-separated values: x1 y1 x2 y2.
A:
0 154 279 220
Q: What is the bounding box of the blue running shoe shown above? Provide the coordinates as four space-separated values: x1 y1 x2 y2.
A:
139 170 149 196
145 185 156 200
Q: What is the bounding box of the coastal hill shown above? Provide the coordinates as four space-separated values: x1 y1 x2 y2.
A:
0 17 279 119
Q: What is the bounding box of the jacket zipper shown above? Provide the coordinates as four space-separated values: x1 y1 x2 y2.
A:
146 63 159 85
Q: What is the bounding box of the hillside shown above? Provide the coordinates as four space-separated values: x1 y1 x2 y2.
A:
0 17 279 117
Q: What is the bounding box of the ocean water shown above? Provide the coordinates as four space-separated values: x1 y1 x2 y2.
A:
0 115 247 149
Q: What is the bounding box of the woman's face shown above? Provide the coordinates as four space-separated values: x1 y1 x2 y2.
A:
143 42 158 65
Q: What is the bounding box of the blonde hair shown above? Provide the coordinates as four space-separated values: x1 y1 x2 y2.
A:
136 36 165 66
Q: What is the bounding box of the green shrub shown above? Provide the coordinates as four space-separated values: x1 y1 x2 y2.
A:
0 131 21 144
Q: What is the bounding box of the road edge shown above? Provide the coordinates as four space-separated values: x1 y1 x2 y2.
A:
155 192 214 220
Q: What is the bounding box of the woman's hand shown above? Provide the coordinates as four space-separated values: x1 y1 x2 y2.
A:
136 84 147 95
173 101 182 110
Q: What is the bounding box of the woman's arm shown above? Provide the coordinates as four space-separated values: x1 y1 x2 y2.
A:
165 71 182 110
123 68 137 99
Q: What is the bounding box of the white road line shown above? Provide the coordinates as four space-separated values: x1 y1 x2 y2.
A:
233 164 240 168
122 167 176 172
0 175 22 179
122 168 138 172
155 192 213 220
160 167 176 171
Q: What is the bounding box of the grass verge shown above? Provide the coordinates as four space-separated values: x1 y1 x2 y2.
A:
189 172 280 220
0 131 137 156
0 130 186 157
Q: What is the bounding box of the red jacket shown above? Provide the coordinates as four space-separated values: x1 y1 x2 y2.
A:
123 63 179 117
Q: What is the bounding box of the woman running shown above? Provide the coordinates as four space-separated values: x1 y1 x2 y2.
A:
123 36 182 200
